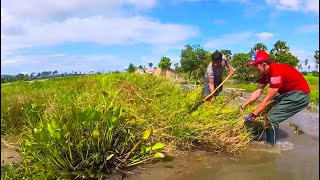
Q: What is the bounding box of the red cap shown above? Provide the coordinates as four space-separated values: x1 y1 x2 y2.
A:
246 50 269 66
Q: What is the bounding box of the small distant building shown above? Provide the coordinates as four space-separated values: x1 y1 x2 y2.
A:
134 67 183 82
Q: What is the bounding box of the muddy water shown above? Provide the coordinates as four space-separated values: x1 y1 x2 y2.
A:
127 109 319 180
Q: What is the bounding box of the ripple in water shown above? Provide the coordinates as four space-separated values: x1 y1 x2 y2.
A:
275 141 294 151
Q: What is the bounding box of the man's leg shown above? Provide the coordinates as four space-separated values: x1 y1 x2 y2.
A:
266 91 310 145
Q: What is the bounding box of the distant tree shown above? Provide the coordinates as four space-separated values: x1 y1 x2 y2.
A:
231 53 258 81
148 62 153 68
30 72 35 79
158 56 172 71
269 40 299 67
127 63 136 73
305 59 308 69
180 44 207 79
16 73 29 81
270 40 290 54
41 71 50 77
220 50 232 60
298 64 302 71
249 43 268 55
53 70 58 75
315 50 319 72
308 65 311 72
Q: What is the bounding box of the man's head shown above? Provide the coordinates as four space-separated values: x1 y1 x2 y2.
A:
247 50 271 75
211 51 222 62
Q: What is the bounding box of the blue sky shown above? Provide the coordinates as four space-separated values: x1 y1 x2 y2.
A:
1 0 319 75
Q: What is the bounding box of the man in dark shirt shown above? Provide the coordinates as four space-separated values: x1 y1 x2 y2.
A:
203 51 234 101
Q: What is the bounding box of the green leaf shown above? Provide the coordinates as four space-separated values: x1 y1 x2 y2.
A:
152 142 164 150
113 106 122 118
154 152 165 159
140 145 147 155
63 124 68 132
33 162 44 169
34 172 45 180
145 147 151 153
143 129 152 140
47 123 54 136
112 117 120 128
106 154 114 160
51 118 60 129
54 132 61 139
92 129 100 137
40 131 49 142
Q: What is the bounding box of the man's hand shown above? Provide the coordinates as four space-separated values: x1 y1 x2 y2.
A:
244 113 257 126
210 96 215 103
239 105 244 114
229 69 234 76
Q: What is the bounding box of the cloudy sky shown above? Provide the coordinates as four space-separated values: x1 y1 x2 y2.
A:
1 0 319 75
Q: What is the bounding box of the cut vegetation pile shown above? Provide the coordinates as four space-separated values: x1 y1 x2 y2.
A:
1 73 253 179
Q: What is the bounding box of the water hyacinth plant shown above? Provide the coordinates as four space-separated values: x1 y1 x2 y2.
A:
1 73 253 179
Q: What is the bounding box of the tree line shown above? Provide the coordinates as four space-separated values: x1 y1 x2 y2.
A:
0 70 98 84
127 40 319 81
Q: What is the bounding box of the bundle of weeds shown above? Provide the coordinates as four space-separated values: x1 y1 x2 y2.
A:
1 73 254 179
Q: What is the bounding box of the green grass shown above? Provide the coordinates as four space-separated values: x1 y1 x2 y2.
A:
303 74 319 103
1 73 252 179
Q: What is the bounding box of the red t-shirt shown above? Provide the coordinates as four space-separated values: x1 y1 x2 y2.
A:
259 62 310 95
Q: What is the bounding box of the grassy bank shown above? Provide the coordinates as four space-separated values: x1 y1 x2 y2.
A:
1 73 252 179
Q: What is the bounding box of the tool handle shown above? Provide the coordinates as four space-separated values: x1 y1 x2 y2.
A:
203 69 236 101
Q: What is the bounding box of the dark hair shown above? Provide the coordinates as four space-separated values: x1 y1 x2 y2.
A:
211 51 222 61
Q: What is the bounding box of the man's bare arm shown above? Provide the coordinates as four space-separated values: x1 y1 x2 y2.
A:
226 60 234 75
241 84 267 108
252 87 278 116
208 78 215 93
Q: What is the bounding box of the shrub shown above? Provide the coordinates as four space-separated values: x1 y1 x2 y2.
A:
312 71 319 77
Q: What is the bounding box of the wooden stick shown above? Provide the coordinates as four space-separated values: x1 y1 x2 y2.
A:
204 69 236 101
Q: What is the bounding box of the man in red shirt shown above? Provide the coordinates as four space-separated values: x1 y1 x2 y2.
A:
240 50 310 145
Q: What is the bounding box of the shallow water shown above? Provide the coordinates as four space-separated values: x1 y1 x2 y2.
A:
127 109 319 180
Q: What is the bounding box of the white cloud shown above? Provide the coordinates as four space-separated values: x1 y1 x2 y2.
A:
1 0 198 61
265 0 319 14
255 32 274 40
1 0 157 19
2 16 198 52
296 24 319 33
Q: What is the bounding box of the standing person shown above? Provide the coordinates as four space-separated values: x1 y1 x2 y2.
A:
241 50 310 145
203 51 234 101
